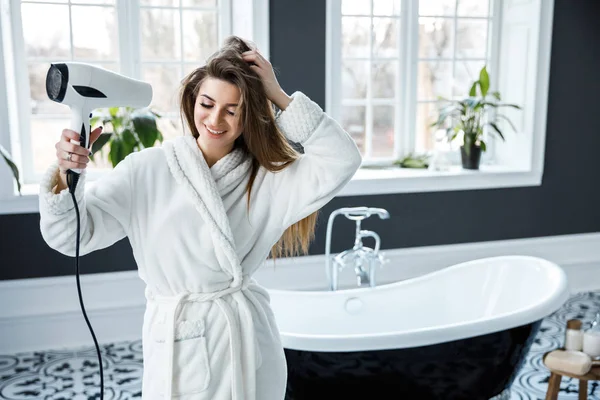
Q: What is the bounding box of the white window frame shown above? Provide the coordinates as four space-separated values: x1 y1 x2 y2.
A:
0 0 269 214
327 0 553 196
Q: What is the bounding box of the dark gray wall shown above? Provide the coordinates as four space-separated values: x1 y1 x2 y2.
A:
1 0 598 281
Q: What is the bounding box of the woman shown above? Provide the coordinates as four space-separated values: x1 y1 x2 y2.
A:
39 36 362 399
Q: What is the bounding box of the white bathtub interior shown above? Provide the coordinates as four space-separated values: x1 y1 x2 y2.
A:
265 255 569 348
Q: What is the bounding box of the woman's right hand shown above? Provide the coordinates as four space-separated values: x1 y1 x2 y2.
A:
53 126 103 192
55 126 103 175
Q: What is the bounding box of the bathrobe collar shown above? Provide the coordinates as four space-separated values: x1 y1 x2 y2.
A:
162 135 252 286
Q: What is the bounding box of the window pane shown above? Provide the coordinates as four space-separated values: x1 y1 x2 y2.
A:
415 102 442 153
75 0 116 4
141 9 182 60
419 17 454 58
373 0 401 16
341 106 366 154
372 61 396 99
419 0 456 16
158 117 184 141
457 0 490 17
22 4 70 58
182 0 217 6
373 18 398 58
72 6 119 60
142 65 182 113
30 118 69 173
342 60 368 99
373 106 395 157
454 60 487 97
418 61 452 100
140 0 179 6
456 20 488 58
342 17 371 58
182 11 218 62
183 63 200 77
342 0 372 15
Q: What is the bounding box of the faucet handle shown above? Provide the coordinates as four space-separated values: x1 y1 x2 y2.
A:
333 250 356 270
378 252 389 267
367 251 388 267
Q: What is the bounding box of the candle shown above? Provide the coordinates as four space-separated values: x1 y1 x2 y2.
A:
583 331 600 358
565 319 583 351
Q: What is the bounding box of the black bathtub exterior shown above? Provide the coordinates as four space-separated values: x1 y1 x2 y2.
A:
284 319 542 400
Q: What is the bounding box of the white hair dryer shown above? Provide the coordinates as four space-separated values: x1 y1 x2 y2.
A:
45 62 153 176
44 62 153 400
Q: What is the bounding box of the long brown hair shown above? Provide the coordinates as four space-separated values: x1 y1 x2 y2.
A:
179 35 318 259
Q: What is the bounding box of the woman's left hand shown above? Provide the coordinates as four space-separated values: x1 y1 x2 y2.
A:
242 49 291 110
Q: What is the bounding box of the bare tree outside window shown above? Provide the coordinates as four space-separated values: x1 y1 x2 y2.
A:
23 1 119 173
339 0 399 160
141 4 218 142
336 0 493 161
20 0 221 177
416 0 492 153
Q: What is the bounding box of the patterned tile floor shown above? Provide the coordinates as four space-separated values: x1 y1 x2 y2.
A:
1 290 599 400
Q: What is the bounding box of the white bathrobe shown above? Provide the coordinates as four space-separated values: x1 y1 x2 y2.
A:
38 91 362 399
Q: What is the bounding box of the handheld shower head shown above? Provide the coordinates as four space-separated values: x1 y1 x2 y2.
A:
369 208 390 219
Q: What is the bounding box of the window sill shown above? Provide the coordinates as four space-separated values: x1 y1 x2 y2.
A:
0 164 543 214
337 164 543 196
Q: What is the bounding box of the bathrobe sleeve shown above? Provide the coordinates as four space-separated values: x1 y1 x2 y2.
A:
38 154 134 257
269 91 363 229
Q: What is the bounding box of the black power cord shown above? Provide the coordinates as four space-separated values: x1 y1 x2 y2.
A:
67 169 105 400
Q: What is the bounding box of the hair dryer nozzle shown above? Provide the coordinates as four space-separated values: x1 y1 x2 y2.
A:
46 63 68 102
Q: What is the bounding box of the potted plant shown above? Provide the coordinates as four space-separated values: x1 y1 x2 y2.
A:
0 106 162 196
431 66 522 170
90 106 164 167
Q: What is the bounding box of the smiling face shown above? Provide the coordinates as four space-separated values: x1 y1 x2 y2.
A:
193 77 243 167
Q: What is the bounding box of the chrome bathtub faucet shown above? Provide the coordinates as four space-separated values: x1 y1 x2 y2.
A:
325 207 390 291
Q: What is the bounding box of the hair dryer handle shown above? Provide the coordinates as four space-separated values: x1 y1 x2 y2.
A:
69 107 90 175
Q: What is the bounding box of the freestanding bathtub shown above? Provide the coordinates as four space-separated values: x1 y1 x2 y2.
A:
266 255 569 400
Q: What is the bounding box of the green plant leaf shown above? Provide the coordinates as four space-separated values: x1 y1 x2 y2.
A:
491 91 501 100
480 140 487 152
109 136 126 167
464 98 481 109
90 132 112 159
132 112 160 148
469 81 479 97
495 113 518 132
394 153 430 169
431 106 460 128
111 116 123 131
487 122 506 141
121 128 138 148
464 132 476 148
0 144 21 194
109 107 119 118
463 143 471 157
494 102 522 109
479 66 490 97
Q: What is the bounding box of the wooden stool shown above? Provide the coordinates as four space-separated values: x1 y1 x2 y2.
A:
543 350 600 400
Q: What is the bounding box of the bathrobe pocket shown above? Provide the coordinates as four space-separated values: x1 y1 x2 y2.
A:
152 319 211 395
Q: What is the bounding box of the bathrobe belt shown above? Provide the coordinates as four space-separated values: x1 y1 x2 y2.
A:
145 278 256 400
